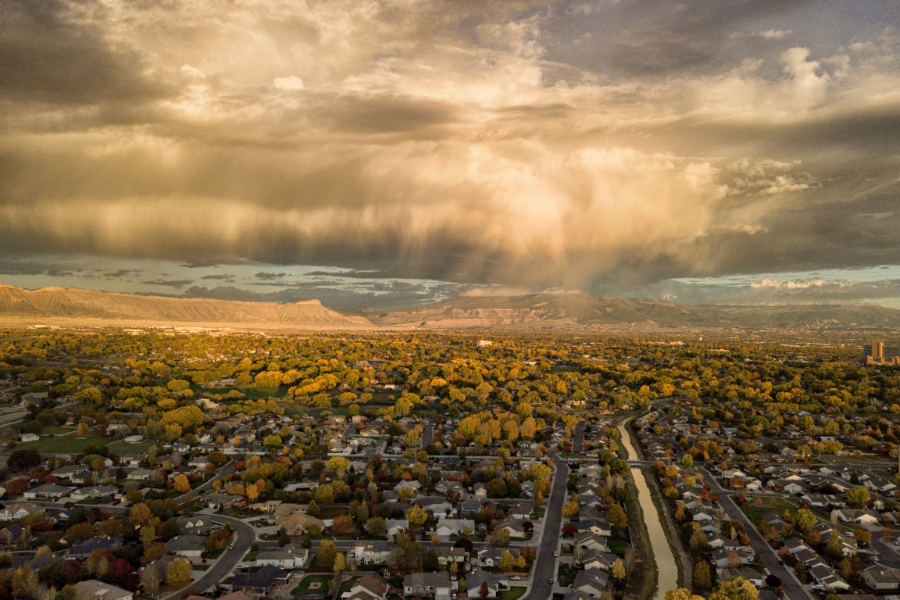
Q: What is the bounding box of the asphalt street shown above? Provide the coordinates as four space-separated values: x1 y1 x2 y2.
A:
421 425 434 449
175 461 236 502
32 499 255 600
702 469 814 600
161 514 256 599
521 452 569 600
573 424 584 453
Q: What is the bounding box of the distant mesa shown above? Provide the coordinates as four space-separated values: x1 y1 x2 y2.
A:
1 284 900 333
0 285 373 331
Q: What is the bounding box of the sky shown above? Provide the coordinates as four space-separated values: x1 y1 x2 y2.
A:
1 0 899 309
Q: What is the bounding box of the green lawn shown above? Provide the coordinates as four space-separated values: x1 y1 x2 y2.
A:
16 435 115 452
219 507 262 518
192 564 211 571
498 588 526 600
739 498 798 524
557 564 577 588
291 574 332 596
336 576 360 599
242 552 260 562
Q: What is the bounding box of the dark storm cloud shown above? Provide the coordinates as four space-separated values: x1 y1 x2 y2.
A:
200 274 235 281
614 278 900 307
178 280 464 309
306 270 385 279
140 279 193 288
0 0 166 105
0 0 898 297
0 261 79 278
255 272 287 281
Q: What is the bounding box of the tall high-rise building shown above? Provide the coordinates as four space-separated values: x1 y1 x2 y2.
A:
864 341 900 365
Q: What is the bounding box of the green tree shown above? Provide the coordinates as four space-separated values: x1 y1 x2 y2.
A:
487 478 508 497
166 558 191 588
612 557 627 582
140 565 161 596
317 540 336 568
606 504 628 529
173 474 191 493
365 517 387 536
846 487 870 509
406 505 428 528
826 529 842 558
490 527 510 547
263 435 283 450
795 509 817 532
693 561 711 591
328 456 350 478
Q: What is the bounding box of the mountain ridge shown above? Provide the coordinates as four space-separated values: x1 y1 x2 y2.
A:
350 292 900 332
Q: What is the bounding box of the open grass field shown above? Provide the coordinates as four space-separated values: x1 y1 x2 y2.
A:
108 439 157 453
17 435 115 452
42 426 76 435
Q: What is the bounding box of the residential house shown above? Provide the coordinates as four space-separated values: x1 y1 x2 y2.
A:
166 535 207 559
571 570 609 596
861 565 900 591
74 580 132 600
464 569 509 598
342 575 390 600
23 484 73 500
232 565 290 598
403 572 451 598
255 548 308 569
575 532 611 555
68 536 124 559
496 518 528 539
0 503 39 522
69 486 118 502
831 509 881 526
578 549 617 572
276 511 325 536
434 546 466 567
354 541 394 565
435 519 475 539
177 516 212 536
198 491 243 509
386 519 409 537
0 525 28 548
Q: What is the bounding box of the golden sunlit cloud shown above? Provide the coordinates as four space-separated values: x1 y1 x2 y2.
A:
0 0 898 299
